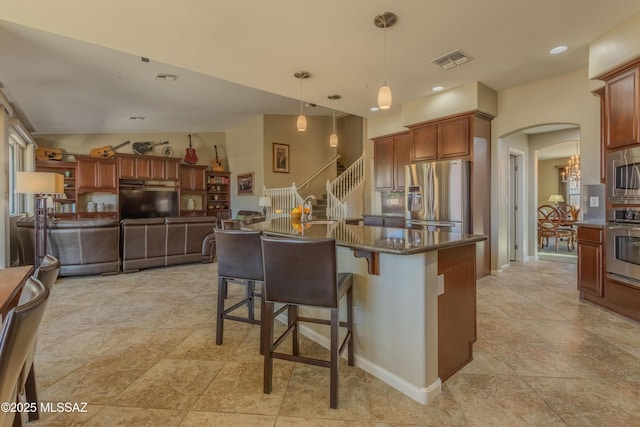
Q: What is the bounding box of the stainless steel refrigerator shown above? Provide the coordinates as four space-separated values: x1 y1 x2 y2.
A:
405 159 469 233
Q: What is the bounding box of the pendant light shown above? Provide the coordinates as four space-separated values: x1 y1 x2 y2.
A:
328 95 341 147
294 71 310 131
374 12 397 110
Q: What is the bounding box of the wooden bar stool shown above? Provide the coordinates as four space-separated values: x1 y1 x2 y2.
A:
214 229 264 350
260 236 354 409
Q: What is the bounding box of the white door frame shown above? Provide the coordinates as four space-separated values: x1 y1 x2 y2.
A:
508 148 525 262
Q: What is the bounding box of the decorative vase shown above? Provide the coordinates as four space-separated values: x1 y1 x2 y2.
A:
87 202 96 213
96 202 105 213
187 198 195 211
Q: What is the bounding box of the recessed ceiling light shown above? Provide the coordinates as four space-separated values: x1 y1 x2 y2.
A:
370 106 380 112
549 45 568 55
432 86 444 92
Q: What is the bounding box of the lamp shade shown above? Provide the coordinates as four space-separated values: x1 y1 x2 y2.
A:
296 114 307 132
548 194 565 204
258 196 272 207
329 133 338 147
378 84 392 110
16 171 64 194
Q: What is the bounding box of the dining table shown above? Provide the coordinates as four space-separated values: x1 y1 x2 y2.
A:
0 265 34 322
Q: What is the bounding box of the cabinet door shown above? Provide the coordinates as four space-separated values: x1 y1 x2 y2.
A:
76 159 97 190
577 240 603 297
150 158 166 180
135 157 152 179
438 116 470 159
411 123 438 162
394 132 412 190
96 161 117 190
165 159 180 181
192 167 206 191
374 137 394 190
118 156 136 179
577 226 604 297
606 67 640 149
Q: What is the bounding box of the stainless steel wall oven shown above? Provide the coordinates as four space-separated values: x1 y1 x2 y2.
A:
606 207 640 288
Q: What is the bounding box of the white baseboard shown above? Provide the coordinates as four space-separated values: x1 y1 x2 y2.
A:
297 323 442 405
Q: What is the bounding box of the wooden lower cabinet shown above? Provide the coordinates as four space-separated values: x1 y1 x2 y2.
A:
577 225 604 297
438 243 476 381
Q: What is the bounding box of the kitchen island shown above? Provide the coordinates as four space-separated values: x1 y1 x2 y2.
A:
247 217 486 404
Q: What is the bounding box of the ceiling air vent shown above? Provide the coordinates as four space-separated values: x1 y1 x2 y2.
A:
432 50 472 70
154 73 180 81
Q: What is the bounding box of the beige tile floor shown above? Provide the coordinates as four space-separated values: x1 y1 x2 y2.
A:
20 259 640 426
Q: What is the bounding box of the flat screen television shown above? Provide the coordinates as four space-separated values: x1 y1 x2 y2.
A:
119 189 178 219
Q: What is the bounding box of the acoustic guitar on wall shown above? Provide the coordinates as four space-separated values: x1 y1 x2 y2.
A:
184 134 198 164
212 145 224 171
89 140 131 159
132 140 169 155
35 147 66 161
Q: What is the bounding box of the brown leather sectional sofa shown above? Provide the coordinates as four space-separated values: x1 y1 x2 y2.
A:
16 218 120 276
17 216 218 276
120 216 216 272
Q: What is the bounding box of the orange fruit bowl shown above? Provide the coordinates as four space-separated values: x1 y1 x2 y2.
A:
290 212 302 221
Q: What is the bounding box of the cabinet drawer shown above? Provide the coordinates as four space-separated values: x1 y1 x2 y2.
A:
577 226 603 244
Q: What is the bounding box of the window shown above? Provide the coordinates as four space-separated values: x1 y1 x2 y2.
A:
8 129 27 214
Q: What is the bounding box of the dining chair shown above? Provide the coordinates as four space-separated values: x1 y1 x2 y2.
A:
260 236 354 409
538 204 575 252
18 255 60 422
0 277 50 427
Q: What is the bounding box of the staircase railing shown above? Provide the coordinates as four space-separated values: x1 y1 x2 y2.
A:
326 154 364 218
298 155 341 190
263 184 303 218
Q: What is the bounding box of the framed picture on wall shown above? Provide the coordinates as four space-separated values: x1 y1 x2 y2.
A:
237 172 254 195
273 143 290 173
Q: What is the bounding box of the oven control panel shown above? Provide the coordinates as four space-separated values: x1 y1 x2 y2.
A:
607 207 640 223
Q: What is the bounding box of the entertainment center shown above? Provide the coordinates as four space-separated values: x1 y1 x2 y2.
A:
35 154 232 222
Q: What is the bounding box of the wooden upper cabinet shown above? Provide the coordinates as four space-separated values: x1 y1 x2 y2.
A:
374 136 394 190
180 164 207 192
118 155 180 181
394 132 412 190
76 156 117 193
373 132 410 190
605 66 640 149
409 115 471 162
163 159 180 181
438 116 470 158
411 123 437 162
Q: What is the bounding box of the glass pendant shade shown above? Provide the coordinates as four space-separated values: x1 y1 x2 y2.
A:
329 133 338 147
378 84 392 110
296 114 307 132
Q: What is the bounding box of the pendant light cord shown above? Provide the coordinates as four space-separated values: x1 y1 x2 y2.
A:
383 22 387 85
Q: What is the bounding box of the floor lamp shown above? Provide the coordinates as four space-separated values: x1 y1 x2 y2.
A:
16 171 64 269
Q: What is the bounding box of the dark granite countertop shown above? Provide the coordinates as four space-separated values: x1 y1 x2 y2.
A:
245 217 486 255
576 221 606 228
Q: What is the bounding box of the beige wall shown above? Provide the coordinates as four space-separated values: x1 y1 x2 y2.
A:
226 115 264 213
590 12 640 78
537 159 566 206
263 114 335 199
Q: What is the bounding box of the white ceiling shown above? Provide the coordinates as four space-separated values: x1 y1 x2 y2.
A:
1 1 640 135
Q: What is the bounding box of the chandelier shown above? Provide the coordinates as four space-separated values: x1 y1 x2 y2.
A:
561 153 580 182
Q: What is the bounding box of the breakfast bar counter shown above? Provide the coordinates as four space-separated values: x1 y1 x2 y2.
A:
247 217 486 404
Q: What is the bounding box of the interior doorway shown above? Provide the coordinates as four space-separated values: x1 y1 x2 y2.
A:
534 132 581 263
